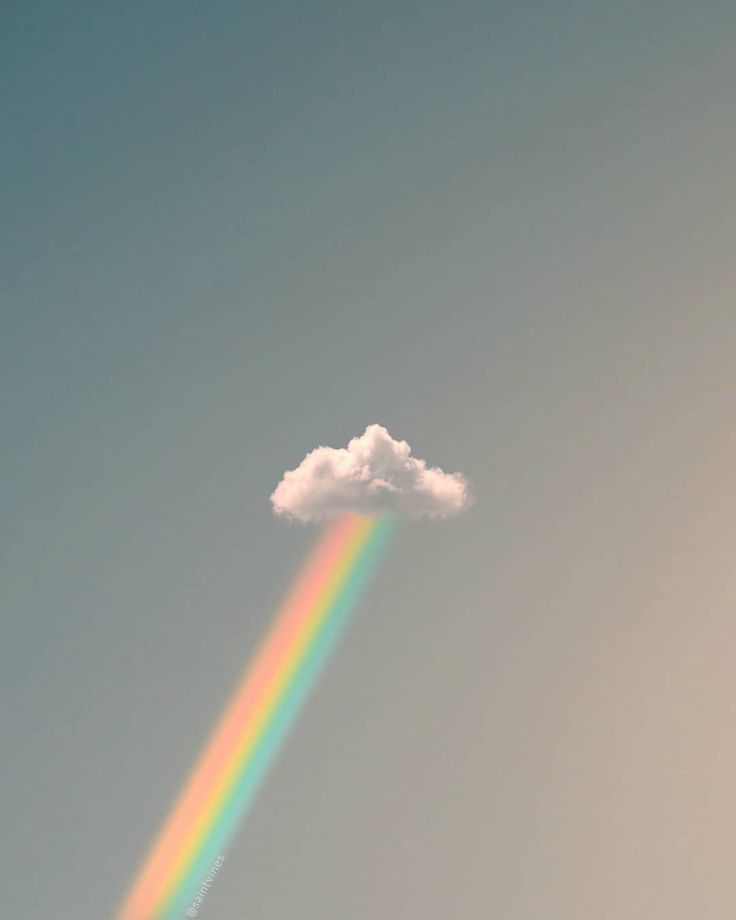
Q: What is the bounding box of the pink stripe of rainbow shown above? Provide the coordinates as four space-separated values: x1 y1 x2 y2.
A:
118 512 390 919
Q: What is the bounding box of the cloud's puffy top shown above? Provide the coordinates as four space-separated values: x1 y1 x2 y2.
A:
271 424 469 522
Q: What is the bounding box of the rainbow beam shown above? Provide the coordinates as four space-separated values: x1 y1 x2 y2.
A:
118 512 395 920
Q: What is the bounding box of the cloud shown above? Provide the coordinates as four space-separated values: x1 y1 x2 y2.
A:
271 424 469 522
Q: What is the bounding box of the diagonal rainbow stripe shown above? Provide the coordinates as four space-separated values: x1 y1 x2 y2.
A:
118 512 395 920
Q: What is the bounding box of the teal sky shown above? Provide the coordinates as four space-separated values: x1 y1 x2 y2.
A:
4 3 736 917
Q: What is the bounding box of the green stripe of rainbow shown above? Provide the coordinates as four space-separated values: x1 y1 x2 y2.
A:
118 512 395 920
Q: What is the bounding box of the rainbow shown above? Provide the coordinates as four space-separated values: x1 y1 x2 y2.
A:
118 512 395 920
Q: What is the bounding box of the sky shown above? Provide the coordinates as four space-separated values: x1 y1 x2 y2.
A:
3 2 736 917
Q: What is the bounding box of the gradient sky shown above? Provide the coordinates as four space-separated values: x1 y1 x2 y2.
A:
3 2 736 917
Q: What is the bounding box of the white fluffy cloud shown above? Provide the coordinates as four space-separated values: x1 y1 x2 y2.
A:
271 424 469 522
